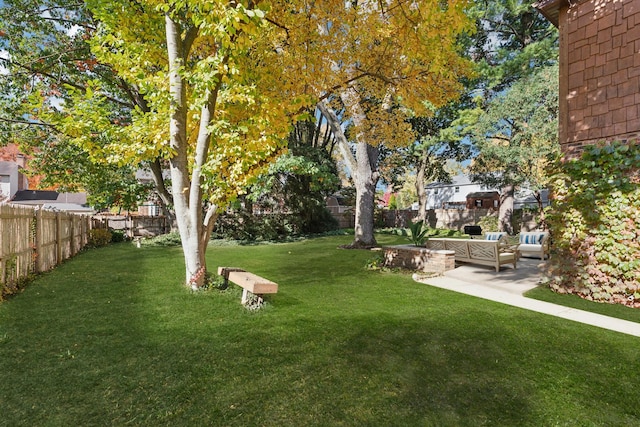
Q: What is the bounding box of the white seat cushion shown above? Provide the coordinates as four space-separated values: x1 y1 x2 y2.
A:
519 243 542 252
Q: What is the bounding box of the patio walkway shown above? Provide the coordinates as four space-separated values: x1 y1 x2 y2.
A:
413 257 640 338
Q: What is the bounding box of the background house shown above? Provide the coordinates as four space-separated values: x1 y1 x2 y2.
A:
0 145 30 202
425 174 493 209
426 174 550 210
0 161 29 202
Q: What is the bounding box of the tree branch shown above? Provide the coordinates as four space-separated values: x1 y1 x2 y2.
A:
7 58 132 109
317 100 357 176
0 116 61 132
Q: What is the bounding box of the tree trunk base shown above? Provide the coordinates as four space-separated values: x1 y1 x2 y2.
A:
340 240 378 250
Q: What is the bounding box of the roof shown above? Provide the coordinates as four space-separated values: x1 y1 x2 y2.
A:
533 0 571 27
12 190 59 201
41 203 94 213
466 191 500 198
10 190 91 212
426 174 474 188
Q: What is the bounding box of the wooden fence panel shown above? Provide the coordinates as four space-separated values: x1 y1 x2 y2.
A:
72 214 88 254
0 205 35 286
58 213 73 261
1 205 91 291
91 214 167 237
36 209 60 272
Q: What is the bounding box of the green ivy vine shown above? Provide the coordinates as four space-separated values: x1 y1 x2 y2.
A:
545 141 640 306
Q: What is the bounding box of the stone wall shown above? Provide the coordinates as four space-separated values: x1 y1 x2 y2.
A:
383 245 456 274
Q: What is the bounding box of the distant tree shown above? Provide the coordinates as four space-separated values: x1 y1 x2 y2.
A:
26 140 152 211
460 0 559 232
469 0 559 93
409 102 474 221
248 115 341 234
468 64 560 231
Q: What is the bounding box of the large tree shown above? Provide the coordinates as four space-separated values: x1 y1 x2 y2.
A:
268 0 474 247
78 0 310 287
2 0 306 287
468 64 559 231
462 0 559 232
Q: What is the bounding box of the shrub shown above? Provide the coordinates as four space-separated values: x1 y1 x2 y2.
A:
140 232 182 247
407 220 429 246
1 273 34 302
110 230 127 243
88 229 112 247
545 142 640 306
213 210 337 242
478 215 499 233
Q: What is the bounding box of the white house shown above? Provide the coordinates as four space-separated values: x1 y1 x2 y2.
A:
425 174 550 210
0 160 29 203
425 174 495 209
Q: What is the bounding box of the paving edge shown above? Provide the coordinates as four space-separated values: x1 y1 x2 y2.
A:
416 275 640 338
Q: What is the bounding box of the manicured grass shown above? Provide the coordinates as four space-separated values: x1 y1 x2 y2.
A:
1 234 639 426
525 285 640 324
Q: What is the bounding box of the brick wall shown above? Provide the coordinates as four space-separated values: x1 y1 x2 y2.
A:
561 0 640 157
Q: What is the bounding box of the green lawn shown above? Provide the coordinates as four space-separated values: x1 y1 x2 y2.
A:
525 285 640 324
1 234 639 426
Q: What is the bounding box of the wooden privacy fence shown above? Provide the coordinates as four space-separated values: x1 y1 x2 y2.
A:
91 214 168 238
0 204 90 290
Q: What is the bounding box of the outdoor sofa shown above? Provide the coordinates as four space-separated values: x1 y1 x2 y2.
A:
426 238 517 272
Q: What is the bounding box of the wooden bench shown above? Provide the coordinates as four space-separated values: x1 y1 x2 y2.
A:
426 238 517 272
217 267 278 305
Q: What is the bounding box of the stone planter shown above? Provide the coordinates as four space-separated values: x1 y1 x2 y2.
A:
382 244 456 274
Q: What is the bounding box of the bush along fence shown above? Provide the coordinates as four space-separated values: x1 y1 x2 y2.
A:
0 204 91 300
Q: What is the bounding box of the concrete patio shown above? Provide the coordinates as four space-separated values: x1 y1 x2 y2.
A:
414 257 640 338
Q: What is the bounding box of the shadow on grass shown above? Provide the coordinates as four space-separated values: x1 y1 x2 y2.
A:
2 241 640 426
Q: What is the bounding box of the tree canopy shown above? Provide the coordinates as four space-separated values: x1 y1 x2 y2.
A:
0 0 174 214
266 0 475 246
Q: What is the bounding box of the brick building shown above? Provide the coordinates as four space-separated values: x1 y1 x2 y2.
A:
535 0 640 157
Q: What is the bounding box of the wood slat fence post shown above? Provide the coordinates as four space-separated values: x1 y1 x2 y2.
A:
55 212 62 265
35 208 43 273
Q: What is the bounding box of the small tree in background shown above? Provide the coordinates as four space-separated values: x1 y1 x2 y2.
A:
247 117 341 236
468 64 559 233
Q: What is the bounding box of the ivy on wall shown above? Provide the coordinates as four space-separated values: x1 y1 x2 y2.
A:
545 142 640 306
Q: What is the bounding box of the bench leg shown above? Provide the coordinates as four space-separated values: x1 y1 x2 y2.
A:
241 289 265 307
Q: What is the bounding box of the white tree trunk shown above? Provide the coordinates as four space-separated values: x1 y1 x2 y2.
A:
318 90 381 248
165 14 217 288
352 141 379 247
341 87 380 247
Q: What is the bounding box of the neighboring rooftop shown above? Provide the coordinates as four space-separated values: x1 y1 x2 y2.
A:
10 190 93 213
425 174 475 188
